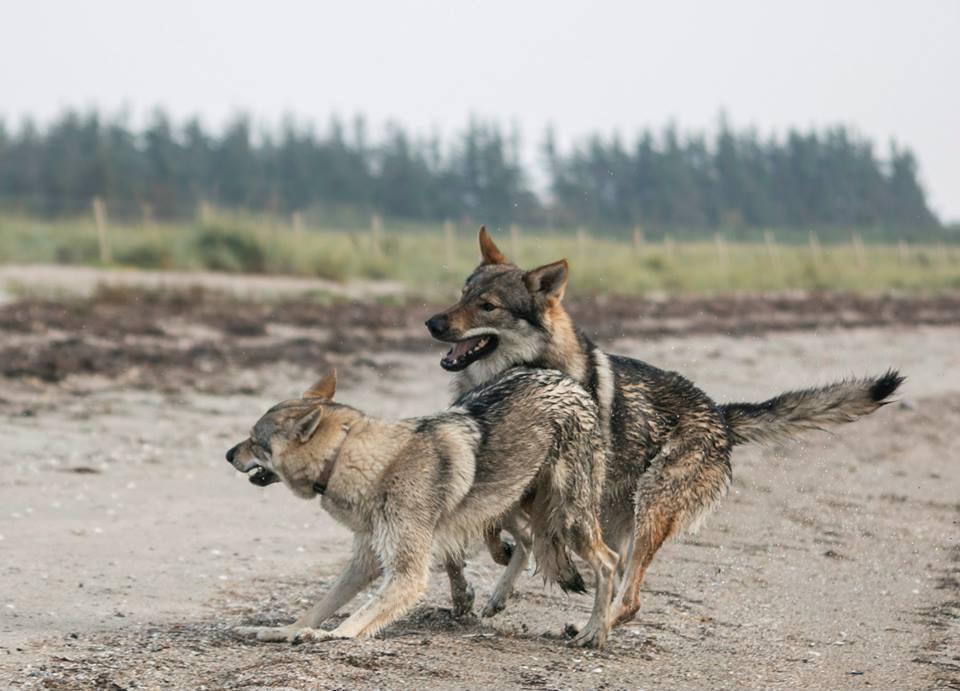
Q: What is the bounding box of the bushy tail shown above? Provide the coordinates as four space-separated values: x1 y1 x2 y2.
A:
534 536 586 594
720 369 904 446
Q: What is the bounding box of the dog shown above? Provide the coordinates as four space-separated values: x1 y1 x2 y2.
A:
227 367 620 648
426 227 904 626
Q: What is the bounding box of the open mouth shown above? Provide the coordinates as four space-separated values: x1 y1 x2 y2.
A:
247 465 280 487
440 334 499 372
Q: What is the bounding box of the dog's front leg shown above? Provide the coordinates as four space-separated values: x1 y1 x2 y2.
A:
296 529 432 641
297 565 429 641
236 535 380 643
444 557 475 618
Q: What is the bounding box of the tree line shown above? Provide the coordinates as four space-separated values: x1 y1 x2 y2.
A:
0 110 945 239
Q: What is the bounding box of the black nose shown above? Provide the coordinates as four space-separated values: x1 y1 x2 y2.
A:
425 314 448 337
226 444 238 463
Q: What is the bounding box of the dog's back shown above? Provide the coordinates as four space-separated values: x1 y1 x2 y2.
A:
438 365 603 511
434 368 604 582
454 367 603 503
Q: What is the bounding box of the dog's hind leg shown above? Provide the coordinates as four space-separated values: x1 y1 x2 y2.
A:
484 523 514 566
612 439 730 627
610 506 676 627
481 517 532 617
444 557 475 619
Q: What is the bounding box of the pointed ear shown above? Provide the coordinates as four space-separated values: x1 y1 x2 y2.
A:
523 259 569 302
295 407 324 443
478 225 508 265
304 369 337 400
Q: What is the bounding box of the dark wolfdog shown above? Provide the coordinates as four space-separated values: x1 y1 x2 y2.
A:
426 227 903 626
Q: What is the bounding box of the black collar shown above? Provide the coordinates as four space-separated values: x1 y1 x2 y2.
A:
312 426 350 494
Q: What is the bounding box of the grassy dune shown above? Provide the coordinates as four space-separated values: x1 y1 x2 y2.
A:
1 212 958 296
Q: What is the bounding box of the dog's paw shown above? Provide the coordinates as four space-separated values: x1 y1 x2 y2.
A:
567 622 607 649
233 625 299 642
612 603 640 627
291 627 341 645
451 583 476 619
234 626 258 639
480 597 506 619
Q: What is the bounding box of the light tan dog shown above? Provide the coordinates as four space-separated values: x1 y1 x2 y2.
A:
227 367 619 647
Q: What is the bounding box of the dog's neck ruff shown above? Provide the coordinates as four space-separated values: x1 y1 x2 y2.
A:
539 306 590 385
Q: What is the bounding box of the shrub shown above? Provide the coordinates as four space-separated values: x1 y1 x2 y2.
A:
309 251 350 282
54 237 101 264
193 222 267 273
115 241 174 269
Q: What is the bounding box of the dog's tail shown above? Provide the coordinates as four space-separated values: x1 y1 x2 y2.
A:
720 369 904 447
534 536 587 594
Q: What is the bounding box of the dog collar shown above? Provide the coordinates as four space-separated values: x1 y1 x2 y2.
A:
312 425 350 495
312 466 334 495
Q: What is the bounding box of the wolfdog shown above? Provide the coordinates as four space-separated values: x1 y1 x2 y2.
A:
426 227 904 626
227 368 620 647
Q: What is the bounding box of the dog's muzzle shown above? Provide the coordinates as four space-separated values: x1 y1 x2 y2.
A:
425 314 449 338
225 443 280 486
439 334 499 371
248 467 280 486
426 313 500 371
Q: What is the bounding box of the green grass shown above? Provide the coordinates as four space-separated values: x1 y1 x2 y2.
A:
1 211 958 296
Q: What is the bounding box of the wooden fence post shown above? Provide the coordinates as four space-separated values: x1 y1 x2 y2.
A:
370 214 383 256
633 226 644 257
808 230 822 264
444 220 455 267
576 226 589 260
764 230 781 272
851 232 866 268
714 233 728 267
140 202 154 230
510 224 521 262
292 211 304 236
92 196 111 263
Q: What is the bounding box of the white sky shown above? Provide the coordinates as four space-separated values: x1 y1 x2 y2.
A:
2 0 958 220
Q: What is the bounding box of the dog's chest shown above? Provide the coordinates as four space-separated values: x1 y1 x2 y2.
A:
457 351 516 393
320 494 367 533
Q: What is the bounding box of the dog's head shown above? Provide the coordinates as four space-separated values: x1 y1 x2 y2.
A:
225 370 361 499
425 227 569 375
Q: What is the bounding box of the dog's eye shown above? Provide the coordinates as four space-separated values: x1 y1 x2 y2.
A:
480 302 497 312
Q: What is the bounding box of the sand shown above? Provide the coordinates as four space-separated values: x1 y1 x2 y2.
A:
0 277 957 690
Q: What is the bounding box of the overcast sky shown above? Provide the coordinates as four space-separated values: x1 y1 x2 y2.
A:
2 0 958 220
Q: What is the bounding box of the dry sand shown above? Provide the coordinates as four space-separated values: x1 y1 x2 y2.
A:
0 280 957 689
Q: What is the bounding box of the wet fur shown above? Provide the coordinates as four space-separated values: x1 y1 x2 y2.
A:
428 228 904 626
228 367 618 647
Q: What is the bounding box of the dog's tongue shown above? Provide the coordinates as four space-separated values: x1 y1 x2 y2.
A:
449 337 482 360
